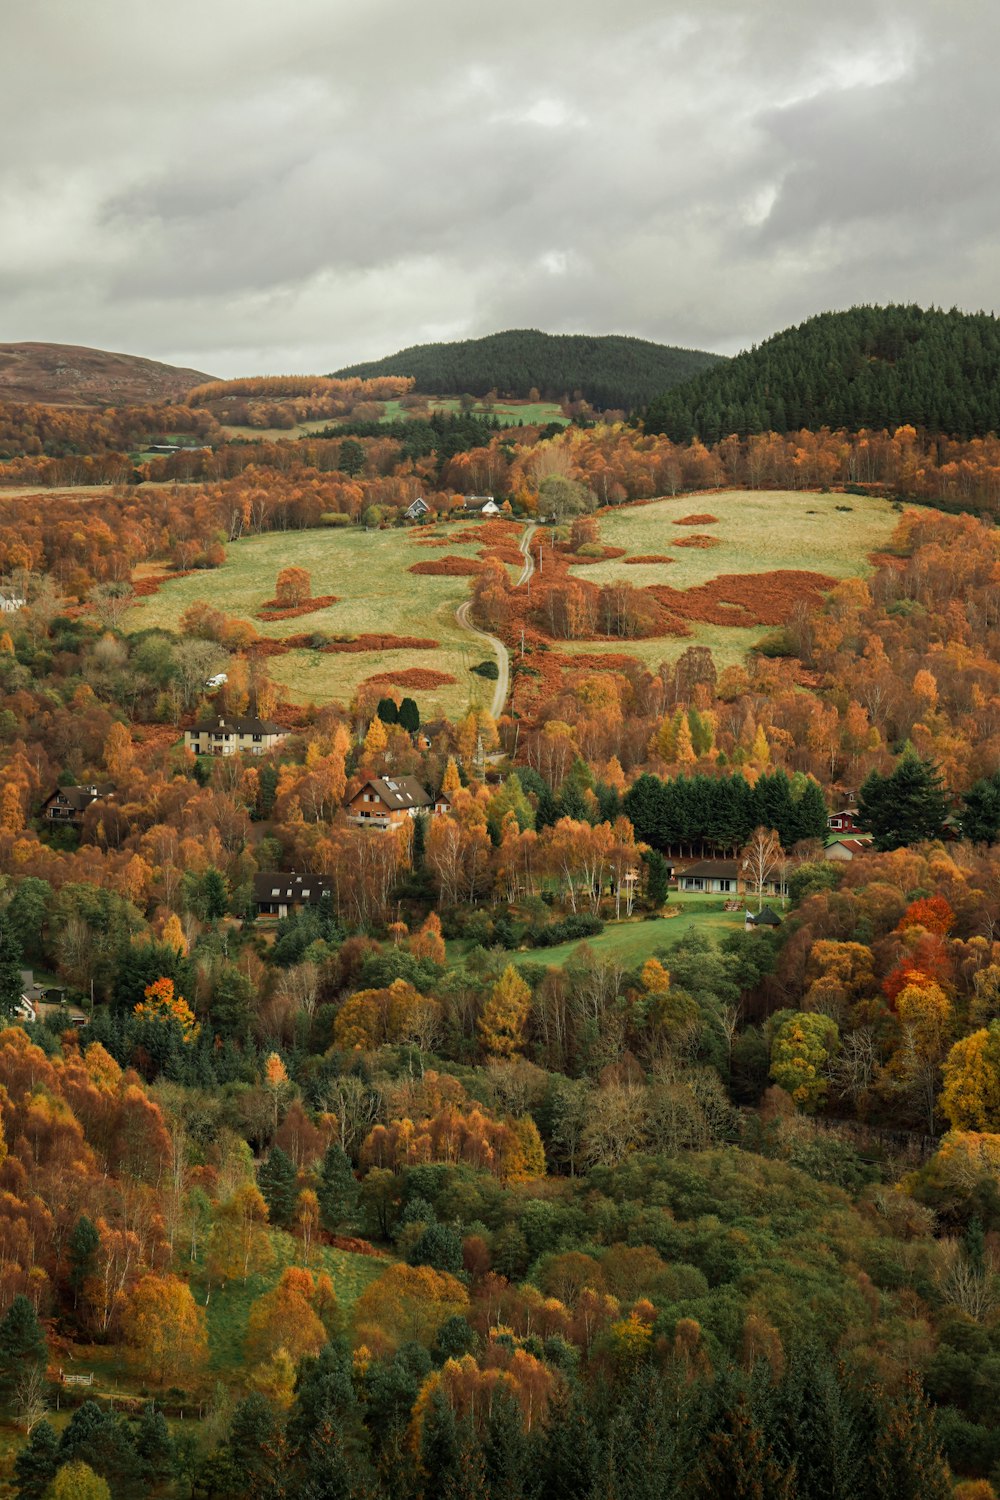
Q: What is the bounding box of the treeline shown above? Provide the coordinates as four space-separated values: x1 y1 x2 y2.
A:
623 770 829 856
334 329 724 413
644 303 1000 442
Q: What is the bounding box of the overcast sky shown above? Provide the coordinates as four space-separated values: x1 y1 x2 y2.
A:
3 0 996 377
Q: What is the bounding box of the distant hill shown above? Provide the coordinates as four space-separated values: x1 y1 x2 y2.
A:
0 342 214 407
642 304 1000 443
333 329 725 413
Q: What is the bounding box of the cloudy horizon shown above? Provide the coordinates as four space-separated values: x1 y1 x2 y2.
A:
3 0 997 378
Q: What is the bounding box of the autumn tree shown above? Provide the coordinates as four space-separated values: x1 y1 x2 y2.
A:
768 1010 839 1112
274 566 312 606
742 826 784 912
120 1274 208 1386
940 1023 1000 1131
479 965 532 1057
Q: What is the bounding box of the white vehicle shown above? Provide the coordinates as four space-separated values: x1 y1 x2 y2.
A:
205 672 228 688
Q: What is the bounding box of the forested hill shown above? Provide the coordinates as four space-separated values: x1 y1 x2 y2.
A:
0 342 213 407
642 304 1000 442
333 329 724 412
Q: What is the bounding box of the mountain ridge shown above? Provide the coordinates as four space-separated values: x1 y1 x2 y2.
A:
0 341 215 407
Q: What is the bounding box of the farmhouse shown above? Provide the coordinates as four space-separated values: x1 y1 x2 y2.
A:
347 776 436 827
185 715 288 756
253 872 333 918
404 497 430 521
461 495 500 517
42 782 116 827
677 858 787 898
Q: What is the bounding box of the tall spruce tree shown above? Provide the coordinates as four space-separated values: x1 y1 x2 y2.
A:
858 751 947 850
257 1146 297 1228
316 1142 359 1234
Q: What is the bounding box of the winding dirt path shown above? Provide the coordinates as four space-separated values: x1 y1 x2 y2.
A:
455 522 536 718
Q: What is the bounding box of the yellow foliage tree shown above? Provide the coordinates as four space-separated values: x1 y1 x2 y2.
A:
940 1026 1000 1131
354 1263 468 1350
441 757 462 795
48 1463 111 1500
362 716 388 761
159 912 188 956
134 977 199 1042
245 1266 328 1366
478 965 532 1057
103 721 133 779
502 1114 546 1182
120 1273 208 1385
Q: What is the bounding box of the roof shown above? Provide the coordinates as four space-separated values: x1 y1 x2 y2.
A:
190 715 286 735
826 838 870 857
359 776 433 810
461 495 497 511
680 859 741 879
252 872 333 904
749 907 782 926
43 781 115 811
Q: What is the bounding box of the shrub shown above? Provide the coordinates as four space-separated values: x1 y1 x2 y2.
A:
471 659 500 680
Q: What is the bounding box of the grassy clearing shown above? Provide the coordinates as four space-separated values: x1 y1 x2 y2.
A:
197 1229 387 1373
447 892 746 971
219 398 566 442
564 489 898 672
130 526 516 717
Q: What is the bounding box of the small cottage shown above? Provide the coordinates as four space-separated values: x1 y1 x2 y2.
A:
461 495 500 517
404 497 430 521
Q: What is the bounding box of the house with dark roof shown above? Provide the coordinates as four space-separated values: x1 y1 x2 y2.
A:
404 497 430 521
460 495 500 516
253 872 333 918
42 782 116 827
346 776 437 828
677 857 787 898
185 715 288 757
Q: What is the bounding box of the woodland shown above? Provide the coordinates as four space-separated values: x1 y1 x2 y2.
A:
3 309 1000 1497
332 329 724 413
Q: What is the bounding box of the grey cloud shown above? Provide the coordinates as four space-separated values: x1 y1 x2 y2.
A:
1 0 996 374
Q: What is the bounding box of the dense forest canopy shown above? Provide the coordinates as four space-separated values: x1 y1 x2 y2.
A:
333 329 725 412
643 304 1000 442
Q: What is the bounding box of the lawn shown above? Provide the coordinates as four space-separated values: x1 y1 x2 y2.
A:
564 489 898 671
130 526 519 718
447 891 747 971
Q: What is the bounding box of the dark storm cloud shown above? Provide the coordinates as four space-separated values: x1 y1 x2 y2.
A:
0 0 995 374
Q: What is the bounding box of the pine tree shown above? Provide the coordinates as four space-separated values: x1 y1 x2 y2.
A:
0 910 23 1020
317 1143 359 1234
377 696 399 725
257 1146 297 1228
858 751 947 851
68 1215 100 1309
13 1419 59 1500
133 1405 175 1489
398 697 420 733
0 1294 46 1396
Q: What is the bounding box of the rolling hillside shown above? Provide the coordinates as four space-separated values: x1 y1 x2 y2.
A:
0 341 214 407
642 304 1000 442
333 328 725 412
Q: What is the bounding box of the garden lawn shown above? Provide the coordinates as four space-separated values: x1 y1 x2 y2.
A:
447 892 746 971
129 526 519 718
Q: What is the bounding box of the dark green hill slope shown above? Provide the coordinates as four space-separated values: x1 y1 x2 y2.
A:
642 304 1000 442
333 329 724 412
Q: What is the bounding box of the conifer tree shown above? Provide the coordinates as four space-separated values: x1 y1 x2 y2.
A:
257 1145 297 1228
317 1142 360 1234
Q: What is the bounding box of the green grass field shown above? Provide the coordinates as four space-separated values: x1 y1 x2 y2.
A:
564 489 898 671
196 1229 387 1373
447 891 747 970
130 526 519 717
219 396 567 443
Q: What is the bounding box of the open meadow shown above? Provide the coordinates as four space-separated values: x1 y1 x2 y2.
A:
562 488 898 669
130 524 517 718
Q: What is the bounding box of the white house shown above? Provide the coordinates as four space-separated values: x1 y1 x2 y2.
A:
404 497 430 521
461 496 501 517
0 593 25 613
